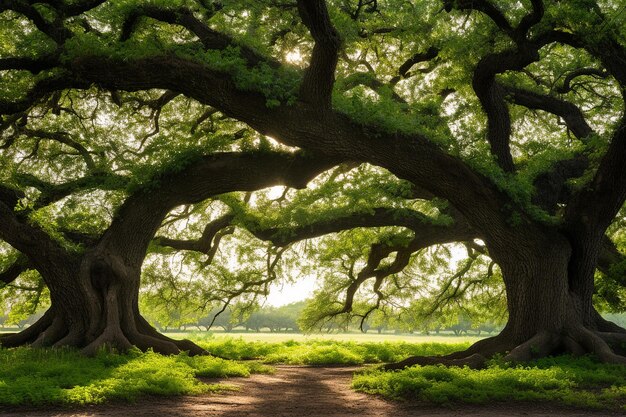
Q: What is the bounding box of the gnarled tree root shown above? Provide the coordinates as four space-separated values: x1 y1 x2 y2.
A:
0 309 213 358
382 326 626 370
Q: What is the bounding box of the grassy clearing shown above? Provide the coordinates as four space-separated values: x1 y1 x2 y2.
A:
352 355 626 410
193 334 471 365
0 347 271 406
1 335 625 410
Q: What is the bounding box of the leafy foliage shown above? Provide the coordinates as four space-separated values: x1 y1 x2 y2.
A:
353 355 626 410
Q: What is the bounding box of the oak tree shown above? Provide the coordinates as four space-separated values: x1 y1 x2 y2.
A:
1 0 626 366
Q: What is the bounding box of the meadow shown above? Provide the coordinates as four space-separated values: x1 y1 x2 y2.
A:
0 332 624 411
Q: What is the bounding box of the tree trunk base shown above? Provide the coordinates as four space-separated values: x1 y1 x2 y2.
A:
383 323 626 370
0 310 210 357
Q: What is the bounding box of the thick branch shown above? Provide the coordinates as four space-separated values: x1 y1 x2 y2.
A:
155 213 235 254
99 151 341 266
504 85 593 140
472 47 540 172
297 0 341 108
0 195 72 272
247 207 469 246
390 47 439 85
566 124 626 231
0 54 59 74
0 253 31 285
443 0 513 34
556 68 610 94
120 6 274 68
1 1 72 43
66 53 524 253
15 172 129 208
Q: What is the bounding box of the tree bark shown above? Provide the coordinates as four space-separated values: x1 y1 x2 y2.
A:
387 227 626 369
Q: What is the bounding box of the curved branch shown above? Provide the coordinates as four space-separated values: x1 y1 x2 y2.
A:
516 0 544 37
247 207 455 246
443 0 513 34
566 124 626 231
1 1 72 43
296 0 341 108
16 128 97 170
0 195 72 272
99 151 341 266
0 253 31 285
504 85 593 140
14 172 129 208
155 213 235 254
556 68 610 94
119 6 274 68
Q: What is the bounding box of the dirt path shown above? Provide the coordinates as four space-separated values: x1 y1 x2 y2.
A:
0 366 622 417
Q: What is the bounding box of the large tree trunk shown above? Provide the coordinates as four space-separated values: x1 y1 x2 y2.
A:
1 249 205 356
386 228 626 370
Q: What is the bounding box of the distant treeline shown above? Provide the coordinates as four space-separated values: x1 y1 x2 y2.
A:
147 301 506 335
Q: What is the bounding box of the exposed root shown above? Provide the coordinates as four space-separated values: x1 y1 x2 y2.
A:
570 326 626 365
383 353 486 370
503 331 560 362
593 310 626 334
383 327 626 371
133 314 209 356
596 332 626 356
31 316 68 348
81 326 133 356
562 336 586 356
0 309 54 347
444 334 514 360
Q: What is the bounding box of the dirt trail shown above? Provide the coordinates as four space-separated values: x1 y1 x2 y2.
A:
0 366 621 417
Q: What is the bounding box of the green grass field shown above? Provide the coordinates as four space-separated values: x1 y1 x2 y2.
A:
164 330 485 344
0 333 624 410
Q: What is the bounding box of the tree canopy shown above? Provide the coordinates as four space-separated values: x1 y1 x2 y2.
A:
0 0 625 366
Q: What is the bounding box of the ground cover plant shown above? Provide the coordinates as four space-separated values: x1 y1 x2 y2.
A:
353 355 626 411
0 346 270 406
194 335 472 365
2 336 626 411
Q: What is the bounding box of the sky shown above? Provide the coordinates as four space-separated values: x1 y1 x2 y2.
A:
266 276 318 306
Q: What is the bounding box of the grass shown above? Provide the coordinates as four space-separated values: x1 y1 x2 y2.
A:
165 330 485 344
352 355 626 410
0 334 625 410
0 346 271 406
192 334 472 365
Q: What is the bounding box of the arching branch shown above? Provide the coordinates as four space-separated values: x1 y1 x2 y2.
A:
556 68 610 94
14 128 97 170
119 5 274 68
99 151 341 266
504 85 593 140
247 207 459 246
14 172 129 208
155 213 235 255
390 47 439 85
1 0 72 43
